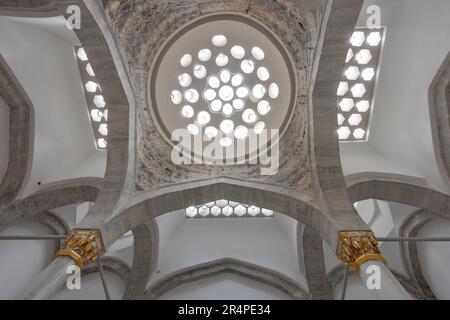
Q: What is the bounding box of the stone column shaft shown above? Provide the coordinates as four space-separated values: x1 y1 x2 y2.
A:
359 260 413 300
16 256 74 300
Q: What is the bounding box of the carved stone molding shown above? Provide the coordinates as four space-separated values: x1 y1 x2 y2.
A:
300 225 332 299
104 176 353 251
123 219 159 300
0 55 34 206
145 258 309 300
399 209 439 300
429 52 450 183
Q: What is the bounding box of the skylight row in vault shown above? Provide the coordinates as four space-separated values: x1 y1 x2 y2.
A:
185 199 274 218
75 46 108 150
337 28 384 142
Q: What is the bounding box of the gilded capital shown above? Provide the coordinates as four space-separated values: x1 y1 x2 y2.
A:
55 229 105 268
336 230 387 273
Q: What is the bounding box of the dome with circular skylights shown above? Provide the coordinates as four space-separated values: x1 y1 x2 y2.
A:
149 13 296 161
174 36 280 138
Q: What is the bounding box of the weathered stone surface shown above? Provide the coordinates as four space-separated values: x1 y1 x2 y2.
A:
300 225 332 299
309 0 365 224
0 55 33 206
104 0 327 191
429 52 450 185
0 177 103 230
399 209 438 300
123 218 159 299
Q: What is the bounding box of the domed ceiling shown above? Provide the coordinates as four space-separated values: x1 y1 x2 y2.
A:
148 14 296 162
104 0 327 190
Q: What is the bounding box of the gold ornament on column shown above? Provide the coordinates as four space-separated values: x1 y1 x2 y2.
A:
336 230 387 273
55 229 105 268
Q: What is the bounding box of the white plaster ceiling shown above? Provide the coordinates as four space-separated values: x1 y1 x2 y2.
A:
418 218 450 299
340 0 450 193
0 222 55 299
159 273 290 300
0 15 106 198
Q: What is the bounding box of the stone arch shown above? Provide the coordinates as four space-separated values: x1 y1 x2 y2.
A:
0 0 58 17
145 258 309 300
429 52 450 183
0 0 134 223
346 172 450 218
309 0 365 231
300 225 332 299
103 177 368 251
0 55 34 206
0 177 103 230
123 218 159 300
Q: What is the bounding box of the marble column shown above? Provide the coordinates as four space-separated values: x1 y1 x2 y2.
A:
16 256 74 300
358 260 413 300
16 228 105 299
337 230 413 300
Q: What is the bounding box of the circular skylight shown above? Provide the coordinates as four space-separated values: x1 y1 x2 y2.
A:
173 34 281 137
149 14 296 162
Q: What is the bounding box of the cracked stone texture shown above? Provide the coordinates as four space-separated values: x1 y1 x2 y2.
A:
103 0 327 191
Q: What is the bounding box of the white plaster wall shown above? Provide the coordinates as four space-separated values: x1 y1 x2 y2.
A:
0 16 106 197
152 211 306 288
417 218 450 299
0 222 54 299
159 273 291 300
52 271 125 300
0 97 8 182
341 0 450 193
